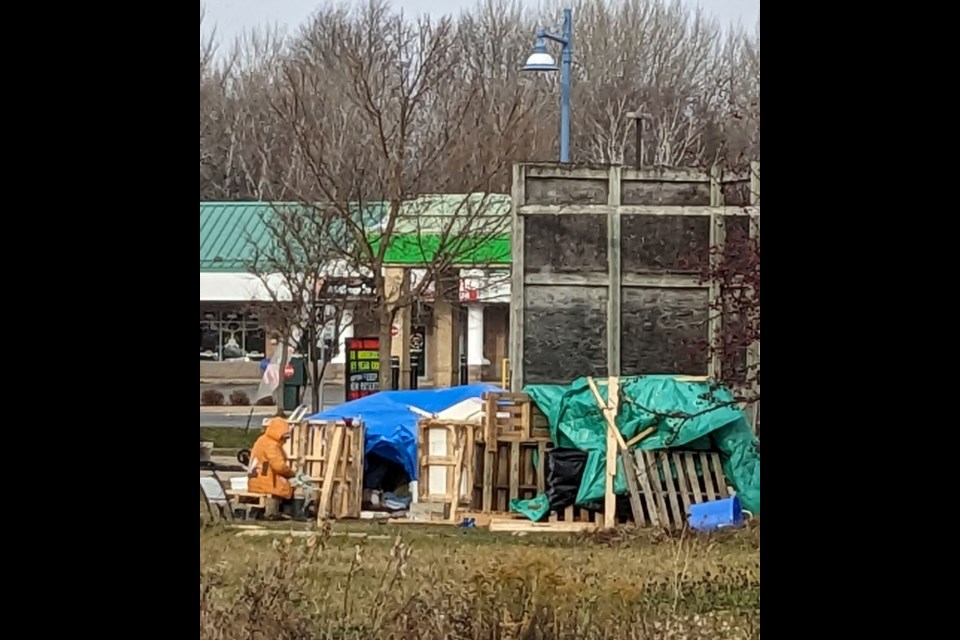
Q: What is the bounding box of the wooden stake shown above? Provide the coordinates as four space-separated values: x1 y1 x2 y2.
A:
587 376 645 527
625 426 656 448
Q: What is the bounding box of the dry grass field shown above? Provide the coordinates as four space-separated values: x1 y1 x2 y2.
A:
199 516 760 640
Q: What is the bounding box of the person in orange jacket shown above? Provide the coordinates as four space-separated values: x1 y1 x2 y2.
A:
248 417 296 501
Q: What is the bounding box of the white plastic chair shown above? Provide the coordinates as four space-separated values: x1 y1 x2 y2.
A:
200 475 234 521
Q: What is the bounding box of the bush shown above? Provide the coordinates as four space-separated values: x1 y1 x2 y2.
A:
255 395 275 406
229 390 250 406
200 389 225 406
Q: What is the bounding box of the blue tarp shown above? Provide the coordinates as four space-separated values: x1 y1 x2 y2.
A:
306 384 502 481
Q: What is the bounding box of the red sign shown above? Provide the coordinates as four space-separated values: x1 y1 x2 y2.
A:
390 325 399 337
284 363 295 379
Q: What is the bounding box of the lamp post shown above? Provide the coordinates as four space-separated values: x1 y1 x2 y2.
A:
523 7 573 163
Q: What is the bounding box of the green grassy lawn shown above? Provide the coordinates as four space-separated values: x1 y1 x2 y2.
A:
199 517 760 639
201 426 259 453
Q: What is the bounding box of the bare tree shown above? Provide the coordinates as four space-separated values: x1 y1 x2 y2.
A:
200 0 761 196
260 1 534 388
247 204 370 413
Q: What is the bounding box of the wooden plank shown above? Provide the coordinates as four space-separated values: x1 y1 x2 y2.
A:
464 422 476 501
608 377 642 527
508 441 520 501
604 376 620 529
625 426 656 448
564 505 574 522
659 452 683 529
618 451 644 527
536 441 547 493
489 520 597 533
482 449 494 513
632 449 660 527
672 452 694 518
337 429 351 518
604 417 617 529
684 455 703 504
709 454 730 497
484 394 497 452
448 428 465 523
588 376 641 526
699 452 717 501
520 400 532 439
643 451 671 526
349 425 363 517
317 425 344 521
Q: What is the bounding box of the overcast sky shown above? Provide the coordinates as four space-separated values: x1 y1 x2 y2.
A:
201 1 759 48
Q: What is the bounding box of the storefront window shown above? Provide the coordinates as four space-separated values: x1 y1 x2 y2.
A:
199 308 265 361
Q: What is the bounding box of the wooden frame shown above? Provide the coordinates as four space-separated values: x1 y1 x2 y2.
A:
283 420 366 520
509 162 761 428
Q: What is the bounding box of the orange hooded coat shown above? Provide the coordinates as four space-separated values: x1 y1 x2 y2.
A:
247 417 295 499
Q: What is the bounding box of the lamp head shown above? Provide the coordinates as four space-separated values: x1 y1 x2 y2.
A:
522 37 558 72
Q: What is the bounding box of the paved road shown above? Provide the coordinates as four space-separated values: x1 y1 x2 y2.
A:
200 385 346 428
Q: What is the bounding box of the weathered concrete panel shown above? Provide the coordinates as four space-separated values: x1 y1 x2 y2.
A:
620 287 709 376
621 180 710 206
524 285 608 384
721 291 749 384
721 179 751 207
722 215 752 271
621 215 710 274
524 215 608 274
525 178 609 205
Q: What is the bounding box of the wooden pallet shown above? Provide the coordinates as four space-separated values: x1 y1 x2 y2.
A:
416 421 475 517
548 505 603 524
471 438 548 512
225 491 269 507
284 420 365 520
481 392 551 441
630 449 730 530
418 392 552 516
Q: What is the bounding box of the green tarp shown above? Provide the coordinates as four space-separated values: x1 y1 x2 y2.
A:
511 376 760 521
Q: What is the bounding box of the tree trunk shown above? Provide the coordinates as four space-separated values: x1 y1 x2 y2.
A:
306 326 321 414
378 306 395 391
311 359 322 413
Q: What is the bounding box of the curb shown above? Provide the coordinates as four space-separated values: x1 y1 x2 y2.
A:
199 406 276 415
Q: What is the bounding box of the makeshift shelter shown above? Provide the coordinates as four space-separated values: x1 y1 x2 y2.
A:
513 375 760 522
307 384 503 486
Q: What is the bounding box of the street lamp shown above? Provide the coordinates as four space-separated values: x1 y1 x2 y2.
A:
523 7 573 163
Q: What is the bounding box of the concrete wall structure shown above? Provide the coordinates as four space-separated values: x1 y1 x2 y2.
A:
509 162 760 390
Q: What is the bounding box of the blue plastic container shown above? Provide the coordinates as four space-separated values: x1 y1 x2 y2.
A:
688 496 744 532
